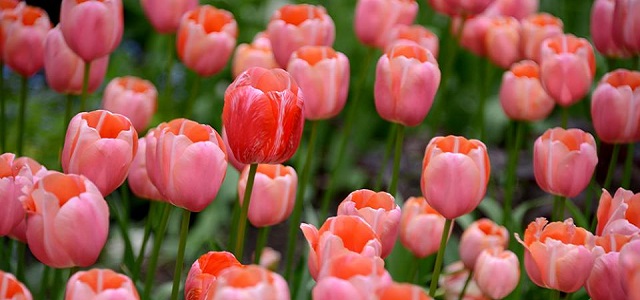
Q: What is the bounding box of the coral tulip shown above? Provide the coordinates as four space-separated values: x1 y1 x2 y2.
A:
0 0 22 62
473 248 520 299
145 118 227 212
520 13 563 63
533 127 598 198
267 4 335 67
140 0 197 34
353 0 418 49
127 136 163 201
102 76 157 132
177 5 237 77
439 261 490 300
499 60 555 121
400 196 449 258
374 42 440 127
619 240 640 300
483 0 538 20
62 110 138 196
385 24 439 58
0 270 32 299
612 0 640 54
223 67 304 164
65 269 139 300
24 172 109 268
2 5 50 77
231 32 278 79
591 0 630 57
287 46 350 120
459 218 509 270
204 265 289 300
313 253 392 300
591 69 640 144
184 251 242 300
485 16 521 69
421 135 490 219
596 188 640 236
585 248 628 300
376 282 432 300
458 15 492 57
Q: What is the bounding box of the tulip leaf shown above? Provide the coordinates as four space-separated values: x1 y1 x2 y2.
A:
477 197 502 223
564 199 589 229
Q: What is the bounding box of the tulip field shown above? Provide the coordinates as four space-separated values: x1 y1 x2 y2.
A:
1 0 640 299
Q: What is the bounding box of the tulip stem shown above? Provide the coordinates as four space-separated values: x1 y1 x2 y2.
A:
388 124 404 197
374 124 397 190
170 209 191 300
184 74 201 119
0 62 5 152
61 94 74 159
622 143 634 188
133 202 157 282
16 76 27 156
143 203 172 300
228 195 241 250
552 195 566 220
162 34 175 119
108 198 136 270
234 163 258 261
254 226 271 264
407 255 420 283
15 241 25 281
503 121 524 230
457 269 474 300
39 266 50 300
80 61 91 112
476 59 492 140
429 218 453 297
561 107 568 128
603 143 620 191
552 289 560 300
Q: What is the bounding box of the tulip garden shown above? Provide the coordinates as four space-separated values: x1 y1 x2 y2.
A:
1 0 640 299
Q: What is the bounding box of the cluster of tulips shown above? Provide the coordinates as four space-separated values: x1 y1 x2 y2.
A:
0 0 639 299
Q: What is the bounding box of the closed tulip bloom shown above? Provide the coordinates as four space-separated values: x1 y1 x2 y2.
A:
474 248 520 299
184 251 242 300
287 46 350 120
267 4 335 67
385 24 439 58
313 253 392 300
60 0 123 62
619 240 640 300
483 0 538 20
400 196 449 258
127 136 163 201
375 43 440 127
520 13 563 62
439 261 490 300
458 15 492 56
612 0 640 54
591 69 640 144
0 0 22 62
3 5 50 77
499 60 555 121
177 5 237 77
591 0 630 58
377 282 432 300
65 269 139 300
354 0 418 49
141 0 197 34
337 189 401 258
223 67 304 164
204 265 289 300
485 16 521 68
0 270 32 300
428 0 455 16
102 76 157 132
421 136 490 219
24 172 109 268
221 127 245 172
540 34 596 106
237 164 297 227
231 32 278 79
146 118 227 212
44 26 109 95
585 247 627 300
596 188 640 236
516 218 596 292
301 215 382 280
62 110 138 196
459 218 509 270
533 127 598 198
451 0 496 15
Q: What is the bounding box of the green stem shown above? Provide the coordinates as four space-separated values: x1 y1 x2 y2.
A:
503 121 524 230
622 143 635 188
52 268 64 300
61 94 74 158
552 289 561 300
234 163 258 261
286 121 318 281
39 266 50 300
108 199 135 269
0 62 5 152
603 143 620 191
563 292 572 300
374 124 397 190
228 195 241 251
184 74 201 119
561 107 569 128
457 270 474 300
162 34 175 119
553 195 566 221
68 266 79 279
254 226 271 264
143 203 172 300
133 202 157 282
429 218 453 297
170 209 191 300
17 76 27 156
476 59 492 140
388 124 404 197
407 256 420 283
15 242 25 281
80 61 91 112
0 237 5 271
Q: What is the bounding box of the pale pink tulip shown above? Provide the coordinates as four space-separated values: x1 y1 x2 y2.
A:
231 32 278 79
102 76 157 132
140 0 197 34
400 196 449 258
586 250 627 300
612 0 640 54
439 261 490 300
591 69 640 144
127 136 163 201
385 24 439 58
591 0 630 57
619 240 640 300
459 218 509 270
499 60 555 121
204 265 289 300
354 0 418 48
474 248 520 299
238 164 297 227
483 0 538 20
520 13 563 62
2 5 50 77
485 16 521 68
313 253 392 300
65 269 139 300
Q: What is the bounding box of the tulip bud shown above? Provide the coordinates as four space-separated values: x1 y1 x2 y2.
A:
354 0 418 49
459 218 509 270
238 164 297 227
612 0 640 55
499 60 555 121
473 248 520 299
140 0 197 34
520 13 563 62
231 32 278 79
385 24 439 58
591 69 640 144
313 253 392 300
400 196 449 258
204 265 290 300
591 0 630 57
485 16 521 68
483 0 538 20
3 5 51 77
102 76 157 132
65 269 139 300
0 270 32 299
184 251 242 300
127 136 163 201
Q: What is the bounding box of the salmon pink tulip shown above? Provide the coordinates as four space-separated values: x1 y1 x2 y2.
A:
223 67 304 164
376 282 432 300
313 253 392 300
585 245 628 300
102 76 157 132
65 269 139 300
400 196 449 258
452 0 496 15
591 69 640 144
459 218 509 270
231 32 278 79
458 15 492 57
0 270 32 300
619 240 640 300
591 0 630 57
439 261 490 300
0 0 22 63
612 0 640 54
485 16 521 68
2 5 50 77
428 0 455 16
520 13 563 62
483 0 538 20
596 188 640 236
354 0 418 49
140 0 197 34
127 136 163 201
203 265 289 300
184 251 242 300
385 24 439 58
474 248 520 299
499 60 555 121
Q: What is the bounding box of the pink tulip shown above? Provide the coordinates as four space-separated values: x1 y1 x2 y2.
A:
458 15 492 56
439 261 490 300
612 0 640 54
619 240 640 300
177 5 237 77
127 136 163 201
313 253 392 300
591 69 640 144
146 118 227 212
0 0 22 63
60 0 123 62
451 0 496 15
385 24 439 58
140 0 197 34
374 42 440 127
257 247 281 271
376 282 433 300
400 196 449 258
184 251 242 300
474 248 520 299
237 164 297 227
287 46 350 120
24 172 109 268
3 5 50 77
499 60 555 121
483 0 538 20
204 265 289 300
353 0 418 48
591 0 630 57
596 188 640 236
459 218 509 270
102 76 157 132
485 16 521 68
266 4 335 68
231 32 278 79
520 13 563 62
586 249 627 300
44 26 109 95
221 127 245 172
533 127 598 198
65 269 139 300
62 110 138 196
0 270 32 299
428 0 455 16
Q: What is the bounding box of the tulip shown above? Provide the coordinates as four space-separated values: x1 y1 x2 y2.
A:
266 4 335 67
458 15 492 57
516 218 596 292
184 251 242 300
287 46 350 120
596 188 640 236
612 0 640 54
176 5 237 77
619 240 640 300
585 249 627 300
485 16 521 68
400 196 449 258
459 218 509 270
591 69 640 144
237 164 297 227
24 172 109 268
102 76 157 132
140 0 197 34
65 269 139 300
0 0 22 62
385 24 439 58
337 189 401 258
439 261 490 300
520 13 563 62
533 127 598 198
0 270 32 299
499 60 555 121
539 34 596 106
204 265 289 300
44 26 109 95
376 282 432 300
483 0 538 20
428 0 455 16
127 136 163 201
591 0 630 57
374 42 440 127
146 118 227 212
221 127 245 172
301 215 382 280
313 253 392 300
473 248 520 299
353 0 418 49
60 0 123 62
257 247 281 271
2 5 50 77
62 110 138 196
451 0 496 15
223 67 304 165
421 135 490 219
231 32 278 79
